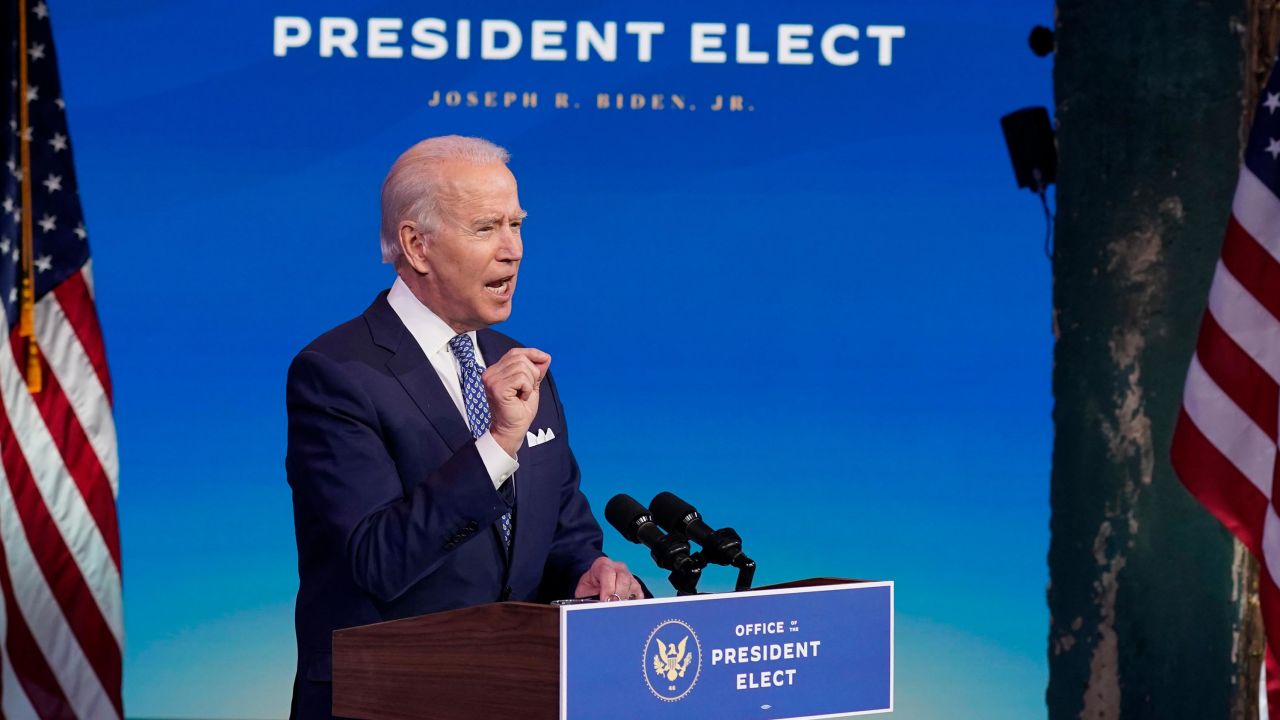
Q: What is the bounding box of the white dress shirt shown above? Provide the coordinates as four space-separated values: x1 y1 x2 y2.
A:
387 277 519 490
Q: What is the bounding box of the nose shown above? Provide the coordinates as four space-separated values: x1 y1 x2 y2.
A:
496 224 522 263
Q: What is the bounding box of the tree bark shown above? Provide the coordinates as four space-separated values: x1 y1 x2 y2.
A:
1049 0 1267 717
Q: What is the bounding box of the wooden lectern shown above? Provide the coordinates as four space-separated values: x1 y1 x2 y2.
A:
333 600 561 720
332 578 888 720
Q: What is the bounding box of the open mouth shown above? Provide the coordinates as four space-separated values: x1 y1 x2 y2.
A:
484 275 514 297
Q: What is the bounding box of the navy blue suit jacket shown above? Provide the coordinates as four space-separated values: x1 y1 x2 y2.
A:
285 292 604 718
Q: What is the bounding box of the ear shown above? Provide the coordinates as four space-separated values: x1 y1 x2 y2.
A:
398 222 431 275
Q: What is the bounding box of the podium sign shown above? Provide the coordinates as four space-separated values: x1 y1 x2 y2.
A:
560 581 892 720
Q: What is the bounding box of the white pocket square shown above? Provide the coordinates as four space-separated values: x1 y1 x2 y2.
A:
526 427 557 447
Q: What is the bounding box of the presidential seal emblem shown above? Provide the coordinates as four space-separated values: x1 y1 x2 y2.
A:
643 619 702 702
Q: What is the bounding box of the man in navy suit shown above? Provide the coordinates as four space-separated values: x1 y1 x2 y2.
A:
286 135 642 718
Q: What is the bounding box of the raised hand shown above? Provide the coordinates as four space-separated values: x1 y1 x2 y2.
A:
483 347 551 456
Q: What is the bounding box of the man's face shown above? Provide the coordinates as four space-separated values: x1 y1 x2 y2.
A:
407 160 525 333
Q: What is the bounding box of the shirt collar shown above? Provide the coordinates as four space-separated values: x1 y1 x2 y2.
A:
387 276 481 362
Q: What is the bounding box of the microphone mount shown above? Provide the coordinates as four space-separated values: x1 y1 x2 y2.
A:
604 493 703 595
661 531 702 596
650 492 757 592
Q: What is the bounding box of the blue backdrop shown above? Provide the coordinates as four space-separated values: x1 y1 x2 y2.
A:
49 1 1051 717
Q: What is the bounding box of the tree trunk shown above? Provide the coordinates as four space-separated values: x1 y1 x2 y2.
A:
1049 0 1270 717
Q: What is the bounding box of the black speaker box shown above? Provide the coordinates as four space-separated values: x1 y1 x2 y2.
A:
1001 107 1056 191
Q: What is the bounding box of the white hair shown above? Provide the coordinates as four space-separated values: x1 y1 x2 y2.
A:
379 135 511 263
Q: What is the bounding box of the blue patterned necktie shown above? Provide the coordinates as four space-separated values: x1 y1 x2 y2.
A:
448 334 512 548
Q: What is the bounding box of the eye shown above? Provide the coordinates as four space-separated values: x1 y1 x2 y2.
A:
510 220 523 232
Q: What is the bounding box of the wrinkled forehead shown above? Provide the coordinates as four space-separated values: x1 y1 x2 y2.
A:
433 160 521 215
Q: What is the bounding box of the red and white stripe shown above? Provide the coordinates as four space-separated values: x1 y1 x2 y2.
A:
0 263 122 718
1173 164 1280 716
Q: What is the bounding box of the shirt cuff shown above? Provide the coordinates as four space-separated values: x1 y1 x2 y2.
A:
476 430 519 491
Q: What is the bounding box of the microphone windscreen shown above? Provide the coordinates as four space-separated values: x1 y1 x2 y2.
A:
604 494 649 543
650 491 697 532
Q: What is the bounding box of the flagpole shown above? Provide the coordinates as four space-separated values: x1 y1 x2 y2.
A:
16 0 42 393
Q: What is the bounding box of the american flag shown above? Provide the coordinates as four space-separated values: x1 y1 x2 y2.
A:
1171 50 1280 714
0 0 123 717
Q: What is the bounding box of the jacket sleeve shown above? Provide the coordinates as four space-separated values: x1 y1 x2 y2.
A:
536 372 606 600
286 349 509 603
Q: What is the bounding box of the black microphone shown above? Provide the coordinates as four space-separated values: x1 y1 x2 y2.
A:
650 491 750 568
604 494 698 574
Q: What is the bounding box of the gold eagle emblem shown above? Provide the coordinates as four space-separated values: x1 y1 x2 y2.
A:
652 635 693 682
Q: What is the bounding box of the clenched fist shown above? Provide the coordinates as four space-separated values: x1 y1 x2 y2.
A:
483 347 551 457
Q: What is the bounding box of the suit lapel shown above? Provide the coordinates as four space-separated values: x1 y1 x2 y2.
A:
365 293 473 453
474 329 512 379
368 295 515 573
